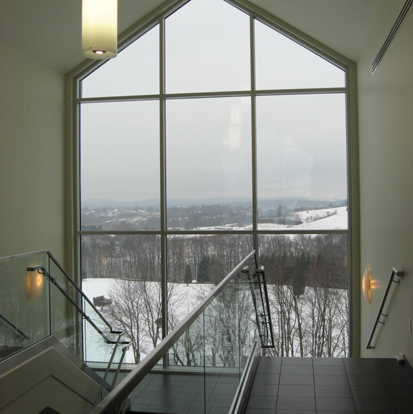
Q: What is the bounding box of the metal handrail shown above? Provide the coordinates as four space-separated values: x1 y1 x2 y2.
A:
89 250 256 414
0 314 29 340
46 251 122 337
27 265 128 345
0 249 122 338
366 267 406 349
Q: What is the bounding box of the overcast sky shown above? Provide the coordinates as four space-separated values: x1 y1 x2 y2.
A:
80 0 347 205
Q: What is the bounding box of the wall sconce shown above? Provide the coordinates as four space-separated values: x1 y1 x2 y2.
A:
82 0 118 59
26 266 44 299
362 266 372 304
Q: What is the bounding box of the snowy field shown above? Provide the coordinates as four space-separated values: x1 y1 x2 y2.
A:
82 279 214 363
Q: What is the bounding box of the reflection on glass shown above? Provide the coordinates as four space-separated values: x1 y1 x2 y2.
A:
81 235 161 363
255 19 345 90
166 0 250 93
166 97 252 230
257 93 347 230
81 25 159 98
259 233 349 357
0 252 49 360
80 101 160 231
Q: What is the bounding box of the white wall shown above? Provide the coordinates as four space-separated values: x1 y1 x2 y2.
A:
0 41 65 263
358 1 413 360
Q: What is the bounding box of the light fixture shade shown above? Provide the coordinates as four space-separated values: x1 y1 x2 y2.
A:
82 0 118 59
362 266 372 304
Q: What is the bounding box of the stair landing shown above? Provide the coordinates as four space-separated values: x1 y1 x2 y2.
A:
245 357 413 414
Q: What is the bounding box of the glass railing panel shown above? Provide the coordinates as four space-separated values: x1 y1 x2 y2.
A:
82 297 122 364
238 269 258 367
128 315 206 414
88 251 260 414
0 251 50 360
204 276 240 414
48 257 82 357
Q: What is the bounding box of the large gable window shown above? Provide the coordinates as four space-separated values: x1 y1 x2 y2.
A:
76 0 352 362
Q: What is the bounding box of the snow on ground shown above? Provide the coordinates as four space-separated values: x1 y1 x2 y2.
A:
82 279 214 363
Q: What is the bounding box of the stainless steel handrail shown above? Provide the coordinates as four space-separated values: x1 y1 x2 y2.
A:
0 249 122 338
46 251 123 337
366 267 406 349
89 250 256 414
27 265 128 345
0 314 29 340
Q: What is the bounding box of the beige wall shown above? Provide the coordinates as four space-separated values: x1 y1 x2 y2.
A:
0 41 65 263
358 1 413 360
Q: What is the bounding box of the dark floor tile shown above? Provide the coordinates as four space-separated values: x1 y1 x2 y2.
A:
280 374 314 385
245 409 275 414
313 366 347 376
130 403 149 411
316 397 356 412
275 411 316 414
345 366 380 376
251 382 278 396
315 385 352 398
206 405 230 414
173 390 200 401
258 364 282 374
168 398 194 408
248 394 278 409
146 402 173 412
394 398 413 413
373 358 400 367
343 358 376 367
347 375 384 387
354 398 398 412
382 375 413 387
276 396 315 411
386 385 413 399
313 358 344 366
278 384 314 397
378 365 410 377
316 411 356 414
281 365 313 375
350 385 390 399
188 404 205 414
255 372 280 384
282 358 313 366
208 394 233 407
261 356 282 365
216 383 238 394
314 375 349 386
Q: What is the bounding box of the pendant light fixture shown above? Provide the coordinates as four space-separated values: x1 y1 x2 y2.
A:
82 0 118 59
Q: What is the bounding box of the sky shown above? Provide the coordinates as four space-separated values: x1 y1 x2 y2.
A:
80 0 347 205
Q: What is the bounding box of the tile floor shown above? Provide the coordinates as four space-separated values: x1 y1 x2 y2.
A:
99 357 413 413
245 357 413 414
128 369 240 413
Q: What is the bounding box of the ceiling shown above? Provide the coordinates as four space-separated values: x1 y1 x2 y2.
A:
0 0 388 74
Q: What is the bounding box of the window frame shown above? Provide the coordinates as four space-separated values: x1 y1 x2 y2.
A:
69 0 360 357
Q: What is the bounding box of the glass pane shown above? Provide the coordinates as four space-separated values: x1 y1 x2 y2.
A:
80 101 160 230
166 97 252 230
81 235 161 363
49 259 82 357
0 252 50 360
166 0 250 93
259 234 349 357
81 25 159 98
255 20 345 90
256 94 347 230
167 235 253 328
